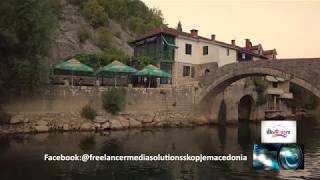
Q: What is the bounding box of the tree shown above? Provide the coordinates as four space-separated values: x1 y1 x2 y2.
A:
81 0 108 28
0 0 60 95
129 56 156 70
95 27 113 49
177 21 183 32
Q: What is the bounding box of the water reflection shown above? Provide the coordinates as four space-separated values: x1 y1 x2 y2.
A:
0 120 319 180
218 125 226 146
79 135 96 151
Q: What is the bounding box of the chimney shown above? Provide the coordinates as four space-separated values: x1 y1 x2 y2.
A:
190 29 198 37
245 38 252 49
211 34 216 41
231 40 236 46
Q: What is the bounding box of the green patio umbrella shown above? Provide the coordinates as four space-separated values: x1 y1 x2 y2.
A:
96 60 137 87
54 58 94 86
135 64 171 88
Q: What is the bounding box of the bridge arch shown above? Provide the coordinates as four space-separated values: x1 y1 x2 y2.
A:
199 67 320 104
238 95 255 122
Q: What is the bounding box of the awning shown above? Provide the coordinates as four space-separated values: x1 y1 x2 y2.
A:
161 35 178 48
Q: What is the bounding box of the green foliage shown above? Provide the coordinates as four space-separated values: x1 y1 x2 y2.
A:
287 84 319 110
253 77 268 106
102 88 126 115
95 27 113 49
81 0 108 28
128 56 156 70
253 78 268 93
75 48 128 69
256 93 267 106
0 0 60 95
78 28 91 43
80 104 97 120
74 0 164 36
75 49 155 70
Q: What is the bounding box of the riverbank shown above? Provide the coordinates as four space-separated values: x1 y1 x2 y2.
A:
0 111 210 135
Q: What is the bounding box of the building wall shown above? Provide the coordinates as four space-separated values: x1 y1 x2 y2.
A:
171 62 195 86
218 46 237 66
171 62 218 86
175 37 200 64
174 37 229 65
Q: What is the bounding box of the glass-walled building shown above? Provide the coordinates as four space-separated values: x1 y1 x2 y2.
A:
130 27 277 86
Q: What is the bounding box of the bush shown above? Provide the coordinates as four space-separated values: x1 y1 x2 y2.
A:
75 48 129 69
102 88 126 115
253 77 267 93
95 27 113 49
81 0 108 28
80 104 97 120
128 55 156 70
78 28 90 43
253 77 268 106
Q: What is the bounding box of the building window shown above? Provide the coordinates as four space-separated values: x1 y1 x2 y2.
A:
185 44 192 55
203 46 208 55
183 66 191 76
226 48 230 56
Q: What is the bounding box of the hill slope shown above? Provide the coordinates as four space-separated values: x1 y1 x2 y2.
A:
0 0 164 95
50 0 137 65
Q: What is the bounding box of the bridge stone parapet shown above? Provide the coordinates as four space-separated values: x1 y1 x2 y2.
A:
196 58 320 104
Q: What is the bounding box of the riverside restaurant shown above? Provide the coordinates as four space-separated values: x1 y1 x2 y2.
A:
50 58 171 88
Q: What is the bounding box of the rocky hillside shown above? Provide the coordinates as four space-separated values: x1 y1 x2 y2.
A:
0 0 163 95
50 0 144 64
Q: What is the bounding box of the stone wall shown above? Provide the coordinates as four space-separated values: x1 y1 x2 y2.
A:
1 110 210 135
171 61 218 86
4 86 196 114
1 85 213 134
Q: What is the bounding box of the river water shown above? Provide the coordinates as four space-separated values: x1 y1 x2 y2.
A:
0 119 319 180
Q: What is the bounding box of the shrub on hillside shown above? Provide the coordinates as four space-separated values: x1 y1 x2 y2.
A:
78 28 91 43
81 0 108 28
95 27 113 49
102 88 126 115
80 104 97 120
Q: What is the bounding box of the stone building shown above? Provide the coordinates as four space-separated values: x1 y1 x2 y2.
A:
130 26 277 86
130 26 295 121
264 75 293 119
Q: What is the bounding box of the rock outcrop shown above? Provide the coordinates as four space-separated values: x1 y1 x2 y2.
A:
0 111 206 135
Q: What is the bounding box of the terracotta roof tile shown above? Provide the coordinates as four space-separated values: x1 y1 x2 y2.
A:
132 27 274 59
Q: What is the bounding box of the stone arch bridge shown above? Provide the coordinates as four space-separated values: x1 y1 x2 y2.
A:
197 58 320 105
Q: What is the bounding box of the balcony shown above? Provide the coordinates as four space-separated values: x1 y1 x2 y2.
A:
266 88 283 95
280 92 293 99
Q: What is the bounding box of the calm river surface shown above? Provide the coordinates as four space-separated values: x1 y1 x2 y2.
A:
0 119 319 180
